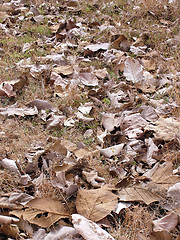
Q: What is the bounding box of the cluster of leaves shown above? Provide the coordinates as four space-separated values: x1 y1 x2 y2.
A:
0 0 180 239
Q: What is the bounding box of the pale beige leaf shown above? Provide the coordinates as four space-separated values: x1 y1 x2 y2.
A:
53 65 73 75
0 215 19 225
124 57 143 83
100 144 124 158
72 214 115 240
145 117 180 141
153 212 178 232
167 182 180 208
76 187 118 222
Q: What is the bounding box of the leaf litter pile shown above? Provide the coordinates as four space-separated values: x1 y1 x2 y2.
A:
0 0 180 239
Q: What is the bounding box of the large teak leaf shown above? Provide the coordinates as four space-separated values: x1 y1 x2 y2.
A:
10 198 70 228
76 187 118 222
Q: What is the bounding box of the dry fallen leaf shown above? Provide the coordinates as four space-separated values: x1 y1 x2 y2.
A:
84 43 110 52
72 214 115 240
145 117 180 141
153 212 178 232
124 57 143 83
10 198 70 228
0 82 15 97
76 187 118 222
53 65 74 76
82 170 105 188
0 104 38 117
117 186 162 205
0 158 20 175
167 182 180 208
0 215 19 225
0 224 20 239
100 143 124 158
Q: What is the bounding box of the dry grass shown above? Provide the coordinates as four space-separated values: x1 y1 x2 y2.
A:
110 205 154 240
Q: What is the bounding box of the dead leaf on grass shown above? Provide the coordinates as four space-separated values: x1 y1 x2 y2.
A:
82 170 105 188
0 104 38 117
112 34 130 52
117 186 162 205
11 198 70 228
0 224 19 239
76 187 118 222
53 65 74 76
145 117 180 141
0 158 20 175
72 214 115 240
153 212 178 232
84 43 110 52
0 215 19 225
101 113 121 132
0 82 15 97
79 72 99 86
124 57 143 83
100 143 124 158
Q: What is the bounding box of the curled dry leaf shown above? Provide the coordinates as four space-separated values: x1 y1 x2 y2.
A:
113 34 130 52
76 186 118 222
0 82 15 97
78 103 93 115
145 117 180 141
9 192 34 205
0 224 20 239
0 104 38 117
84 43 110 52
100 143 124 158
72 214 115 240
0 215 19 225
82 170 105 188
101 113 121 132
124 57 143 83
0 158 20 175
33 226 81 240
153 212 178 232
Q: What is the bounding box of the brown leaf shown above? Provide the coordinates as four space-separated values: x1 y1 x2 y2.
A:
76 187 118 222
79 72 98 86
27 99 55 111
11 198 70 228
117 186 162 205
82 170 105 188
53 65 74 76
113 34 130 52
0 224 19 239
